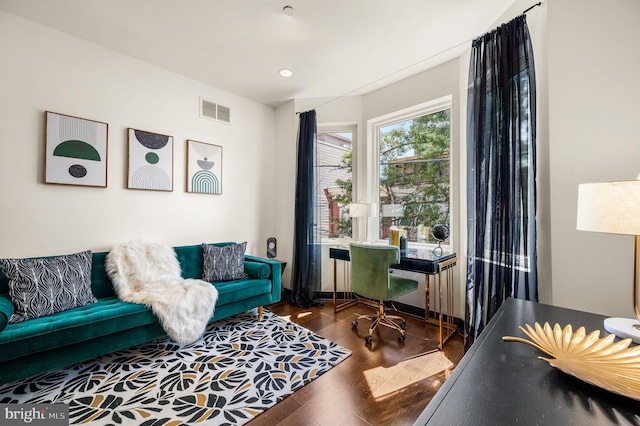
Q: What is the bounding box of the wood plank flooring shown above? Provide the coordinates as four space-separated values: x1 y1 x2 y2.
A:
248 300 464 426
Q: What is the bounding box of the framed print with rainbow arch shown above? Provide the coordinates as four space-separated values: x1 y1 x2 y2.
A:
127 128 173 191
186 140 222 194
44 111 108 187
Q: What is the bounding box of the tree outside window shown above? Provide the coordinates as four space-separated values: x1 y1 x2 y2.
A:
378 109 451 244
318 109 450 244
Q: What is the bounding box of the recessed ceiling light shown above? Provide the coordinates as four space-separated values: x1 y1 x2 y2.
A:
279 68 293 78
283 6 294 16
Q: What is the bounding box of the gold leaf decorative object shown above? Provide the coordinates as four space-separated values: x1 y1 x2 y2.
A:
503 322 640 401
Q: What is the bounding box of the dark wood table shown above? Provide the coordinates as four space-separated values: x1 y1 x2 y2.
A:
414 298 640 425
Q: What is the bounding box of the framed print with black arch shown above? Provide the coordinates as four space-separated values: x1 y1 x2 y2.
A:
127 128 173 191
186 140 222 194
44 111 108 187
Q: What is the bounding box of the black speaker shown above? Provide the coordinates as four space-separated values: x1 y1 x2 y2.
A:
266 237 277 259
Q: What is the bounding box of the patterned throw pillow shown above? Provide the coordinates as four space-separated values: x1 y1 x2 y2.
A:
202 242 248 282
0 250 97 323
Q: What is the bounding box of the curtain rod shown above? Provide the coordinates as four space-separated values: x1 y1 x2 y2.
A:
298 2 543 113
523 2 542 15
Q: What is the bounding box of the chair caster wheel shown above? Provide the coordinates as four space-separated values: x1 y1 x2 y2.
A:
365 335 373 344
400 321 406 330
352 321 358 329
398 334 405 343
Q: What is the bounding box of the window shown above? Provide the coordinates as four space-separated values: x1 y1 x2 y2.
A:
373 98 451 245
315 128 354 240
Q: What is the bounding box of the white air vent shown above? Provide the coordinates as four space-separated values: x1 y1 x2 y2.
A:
200 98 231 124
216 104 231 123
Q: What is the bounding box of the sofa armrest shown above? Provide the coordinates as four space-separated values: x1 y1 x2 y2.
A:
244 255 282 304
0 295 15 332
244 261 270 279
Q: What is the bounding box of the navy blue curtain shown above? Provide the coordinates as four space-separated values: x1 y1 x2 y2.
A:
290 110 323 308
465 15 537 348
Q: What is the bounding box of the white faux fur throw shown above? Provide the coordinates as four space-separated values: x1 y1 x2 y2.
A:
105 240 219 344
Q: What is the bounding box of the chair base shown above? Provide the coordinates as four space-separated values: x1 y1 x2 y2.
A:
352 302 407 344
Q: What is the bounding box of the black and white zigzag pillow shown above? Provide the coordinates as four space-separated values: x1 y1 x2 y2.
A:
0 250 97 323
202 242 248 282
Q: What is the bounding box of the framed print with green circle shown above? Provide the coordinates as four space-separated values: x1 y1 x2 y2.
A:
127 128 173 191
186 140 222 194
44 111 108 187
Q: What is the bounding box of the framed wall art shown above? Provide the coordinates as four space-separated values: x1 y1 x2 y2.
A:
44 111 108 187
127 128 173 191
186 140 222 194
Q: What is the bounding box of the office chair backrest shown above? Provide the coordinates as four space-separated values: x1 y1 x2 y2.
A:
349 243 400 301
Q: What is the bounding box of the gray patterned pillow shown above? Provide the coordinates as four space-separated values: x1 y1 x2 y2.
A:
0 250 97 323
202 242 248 282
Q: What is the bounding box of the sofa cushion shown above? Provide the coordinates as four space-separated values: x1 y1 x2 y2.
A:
89 251 116 299
0 296 156 363
202 242 248 282
174 244 205 279
214 278 272 306
0 251 97 323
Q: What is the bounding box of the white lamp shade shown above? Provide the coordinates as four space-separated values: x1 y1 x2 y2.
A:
349 202 378 218
577 180 640 235
381 204 404 217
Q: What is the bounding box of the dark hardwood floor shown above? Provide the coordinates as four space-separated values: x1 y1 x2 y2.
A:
248 300 465 426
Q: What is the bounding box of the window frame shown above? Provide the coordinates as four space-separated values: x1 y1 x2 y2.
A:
366 95 453 249
316 124 357 244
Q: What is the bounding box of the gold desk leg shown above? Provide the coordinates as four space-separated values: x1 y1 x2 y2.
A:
424 257 458 351
438 266 444 350
333 258 337 307
334 256 359 312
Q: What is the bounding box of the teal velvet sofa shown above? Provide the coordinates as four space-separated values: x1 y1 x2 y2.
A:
0 243 282 385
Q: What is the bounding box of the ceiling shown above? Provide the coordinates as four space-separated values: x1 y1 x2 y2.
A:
0 0 519 107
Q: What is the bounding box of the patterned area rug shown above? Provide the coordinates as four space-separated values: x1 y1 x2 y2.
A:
0 309 351 425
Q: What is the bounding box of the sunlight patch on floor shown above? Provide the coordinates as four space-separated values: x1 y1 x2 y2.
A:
280 310 313 322
363 351 454 399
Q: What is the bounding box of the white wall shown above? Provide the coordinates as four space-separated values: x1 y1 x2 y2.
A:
274 100 296 288
0 11 276 258
548 0 640 317
528 3 552 306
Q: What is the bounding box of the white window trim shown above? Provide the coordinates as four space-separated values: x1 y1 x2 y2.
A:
366 95 453 249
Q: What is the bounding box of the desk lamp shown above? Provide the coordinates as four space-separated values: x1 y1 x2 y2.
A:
349 202 377 243
381 203 403 222
577 178 640 343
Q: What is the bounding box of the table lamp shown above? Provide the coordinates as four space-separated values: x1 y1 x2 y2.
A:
381 203 403 219
349 202 377 243
381 203 403 244
577 178 640 343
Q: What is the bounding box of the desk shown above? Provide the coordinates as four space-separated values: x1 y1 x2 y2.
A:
414 298 640 425
329 246 457 350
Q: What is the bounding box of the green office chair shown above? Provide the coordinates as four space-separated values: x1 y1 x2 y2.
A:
349 242 419 344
